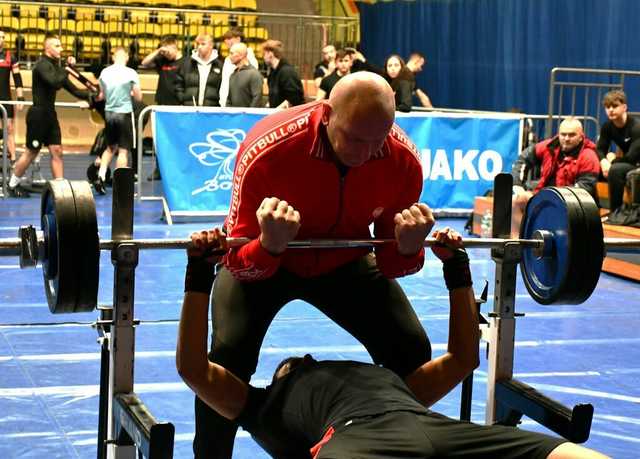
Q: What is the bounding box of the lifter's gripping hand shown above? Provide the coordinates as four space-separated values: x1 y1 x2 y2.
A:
394 203 435 256
431 228 472 291
257 197 301 255
184 228 228 294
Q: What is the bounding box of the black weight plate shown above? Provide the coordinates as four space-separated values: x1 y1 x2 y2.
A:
69 180 99 313
554 187 592 303
563 187 604 304
41 180 80 314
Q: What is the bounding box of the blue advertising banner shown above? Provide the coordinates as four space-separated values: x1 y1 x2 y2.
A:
154 107 270 213
153 108 521 216
395 113 521 208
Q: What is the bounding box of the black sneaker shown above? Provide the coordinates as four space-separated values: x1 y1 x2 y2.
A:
93 177 106 195
7 184 30 198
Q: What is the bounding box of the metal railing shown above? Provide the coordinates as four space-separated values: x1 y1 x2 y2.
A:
0 0 359 79
0 104 7 197
415 106 599 148
547 67 640 139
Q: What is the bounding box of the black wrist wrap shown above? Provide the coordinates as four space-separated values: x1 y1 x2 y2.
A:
13 73 23 89
184 257 216 294
442 248 472 291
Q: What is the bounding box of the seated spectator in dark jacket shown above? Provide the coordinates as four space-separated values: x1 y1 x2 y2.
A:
315 49 352 100
262 39 304 109
227 42 263 108
596 90 640 212
175 32 223 106
512 117 600 211
384 54 414 112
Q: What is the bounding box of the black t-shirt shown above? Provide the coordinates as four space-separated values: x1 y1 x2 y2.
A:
237 360 428 457
267 60 304 107
391 78 415 112
313 61 330 80
32 55 87 110
153 54 184 105
351 59 384 76
318 71 344 98
596 116 640 165
0 49 18 99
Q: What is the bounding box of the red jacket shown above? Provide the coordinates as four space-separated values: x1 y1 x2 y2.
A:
535 136 600 192
224 100 425 281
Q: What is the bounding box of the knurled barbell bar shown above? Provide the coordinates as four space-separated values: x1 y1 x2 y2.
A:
1 180 639 313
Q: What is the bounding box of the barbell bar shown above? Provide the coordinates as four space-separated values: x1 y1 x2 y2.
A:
3 232 640 260
3 234 640 256
2 179 640 314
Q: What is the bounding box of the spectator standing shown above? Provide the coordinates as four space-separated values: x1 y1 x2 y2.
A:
406 52 433 108
384 54 414 112
140 35 184 106
0 29 24 170
219 28 258 107
262 39 304 109
315 49 352 100
227 43 263 108
140 35 184 180
176 33 223 107
313 44 336 90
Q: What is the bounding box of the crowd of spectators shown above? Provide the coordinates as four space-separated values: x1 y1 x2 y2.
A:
2 28 639 224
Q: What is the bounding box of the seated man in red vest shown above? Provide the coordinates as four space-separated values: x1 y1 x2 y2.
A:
511 117 601 211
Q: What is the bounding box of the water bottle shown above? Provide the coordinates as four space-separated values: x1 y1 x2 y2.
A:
480 210 493 238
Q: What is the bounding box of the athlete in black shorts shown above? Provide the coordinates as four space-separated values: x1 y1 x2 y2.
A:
0 29 24 168
92 47 142 194
7 34 89 198
177 228 607 459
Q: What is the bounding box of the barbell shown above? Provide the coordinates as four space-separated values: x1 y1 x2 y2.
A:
1 179 639 313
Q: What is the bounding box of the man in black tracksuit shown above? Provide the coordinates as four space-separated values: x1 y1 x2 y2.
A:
8 34 89 197
177 229 607 459
597 90 640 212
262 39 304 109
175 32 223 107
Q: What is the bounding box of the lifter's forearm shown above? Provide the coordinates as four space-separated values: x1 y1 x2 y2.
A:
177 291 249 420
447 286 480 368
176 292 210 383
405 286 479 407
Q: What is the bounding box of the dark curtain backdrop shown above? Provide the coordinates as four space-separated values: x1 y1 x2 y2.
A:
358 0 640 115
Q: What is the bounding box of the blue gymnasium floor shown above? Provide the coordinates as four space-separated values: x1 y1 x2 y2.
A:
1 155 640 458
